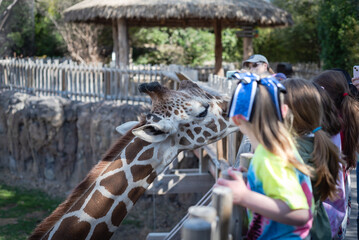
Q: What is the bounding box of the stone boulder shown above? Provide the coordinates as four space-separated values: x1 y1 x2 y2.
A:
0 90 150 196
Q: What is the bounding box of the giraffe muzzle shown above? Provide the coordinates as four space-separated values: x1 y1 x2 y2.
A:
139 82 163 94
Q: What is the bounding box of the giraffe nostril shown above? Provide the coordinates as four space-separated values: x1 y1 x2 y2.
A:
139 82 162 93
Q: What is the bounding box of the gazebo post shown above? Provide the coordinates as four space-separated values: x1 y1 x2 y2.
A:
112 20 120 67
117 18 129 68
242 26 254 61
243 37 253 61
214 19 226 162
214 19 224 77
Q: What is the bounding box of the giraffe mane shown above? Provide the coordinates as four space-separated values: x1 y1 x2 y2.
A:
28 121 146 240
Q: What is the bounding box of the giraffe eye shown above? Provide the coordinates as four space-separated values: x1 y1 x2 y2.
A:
196 105 209 118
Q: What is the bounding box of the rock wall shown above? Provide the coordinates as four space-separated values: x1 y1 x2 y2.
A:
0 90 150 196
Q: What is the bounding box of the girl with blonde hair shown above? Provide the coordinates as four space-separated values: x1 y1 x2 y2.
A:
217 72 314 239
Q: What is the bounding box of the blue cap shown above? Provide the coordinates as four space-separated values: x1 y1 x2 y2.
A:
228 72 286 122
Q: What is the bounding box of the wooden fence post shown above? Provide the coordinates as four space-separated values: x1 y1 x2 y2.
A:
105 70 111 99
212 186 233 240
61 68 67 96
188 206 217 240
221 169 244 240
182 218 211 240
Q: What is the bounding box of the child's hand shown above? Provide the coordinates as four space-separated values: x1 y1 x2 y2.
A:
215 168 248 205
352 77 359 91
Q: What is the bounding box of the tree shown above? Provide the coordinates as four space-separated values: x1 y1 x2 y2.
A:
130 27 242 66
0 0 35 57
253 0 321 64
318 0 359 72
36 0 112 63
0 0 20 30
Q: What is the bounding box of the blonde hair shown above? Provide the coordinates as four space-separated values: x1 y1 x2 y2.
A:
251 84 311 176
313 70 359 169
282 79 341 201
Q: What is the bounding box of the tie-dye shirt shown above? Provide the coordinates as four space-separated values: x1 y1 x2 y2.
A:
246 144 314 239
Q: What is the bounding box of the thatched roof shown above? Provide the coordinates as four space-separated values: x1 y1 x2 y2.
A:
63 0 293 28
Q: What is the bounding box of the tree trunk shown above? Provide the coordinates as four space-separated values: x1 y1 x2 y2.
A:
214 20 223 77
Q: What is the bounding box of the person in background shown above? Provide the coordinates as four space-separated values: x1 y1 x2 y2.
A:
333 68 359 99
217 72 314 239
242 54 275 77
274 72 287 81
282 78 341 240
313 70 359 239
352 76 359 93
350 72 359 239
234 54 276 167
313 83 348 239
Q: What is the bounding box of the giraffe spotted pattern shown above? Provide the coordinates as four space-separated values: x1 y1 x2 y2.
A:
29 79 238 240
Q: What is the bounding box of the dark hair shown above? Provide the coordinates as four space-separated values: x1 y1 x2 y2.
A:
282 79 340 200
332 68 359 100
312 82 342 136
313 70 359 169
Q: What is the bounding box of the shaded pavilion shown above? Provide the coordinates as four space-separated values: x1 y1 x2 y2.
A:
64 0 293 76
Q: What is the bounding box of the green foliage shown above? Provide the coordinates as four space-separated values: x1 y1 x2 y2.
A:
34 11 66 57
130 27 243 66
318 0 359 72
253 0 321 64
2 0 358 69
131 27 215 66
0 0 35 57
222 29 242 63
0 184 62 240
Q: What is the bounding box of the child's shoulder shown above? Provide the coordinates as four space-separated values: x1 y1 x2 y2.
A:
253 144 305 170
253 144 286 165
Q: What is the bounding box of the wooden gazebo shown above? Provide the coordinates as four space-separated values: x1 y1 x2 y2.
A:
63 0 293 76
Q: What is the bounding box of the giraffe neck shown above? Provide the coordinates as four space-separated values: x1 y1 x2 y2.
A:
36 134 178 240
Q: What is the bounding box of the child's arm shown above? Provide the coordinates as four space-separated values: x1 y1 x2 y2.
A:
216 168 310 226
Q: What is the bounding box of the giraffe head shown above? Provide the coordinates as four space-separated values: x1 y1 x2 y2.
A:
124 79 238 167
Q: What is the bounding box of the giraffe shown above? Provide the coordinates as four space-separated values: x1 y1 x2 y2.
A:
29 79 239 240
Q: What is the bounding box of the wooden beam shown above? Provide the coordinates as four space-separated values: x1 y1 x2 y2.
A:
214 19 224 77
112 20 119 67
117 18 129 68
146 233 169 240
243 37 253 62
146 172 214 195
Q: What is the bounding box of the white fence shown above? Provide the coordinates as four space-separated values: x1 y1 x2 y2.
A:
0 58 322 105
207 74 236 95
0 59 197 104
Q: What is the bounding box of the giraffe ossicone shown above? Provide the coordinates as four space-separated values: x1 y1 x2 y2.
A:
29 77 239 240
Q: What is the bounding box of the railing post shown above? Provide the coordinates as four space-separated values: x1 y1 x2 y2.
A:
188 206 217 240
211 186 233 240
221 169 245 240
182 218 211 240
105 70 111 99
61 68 67 97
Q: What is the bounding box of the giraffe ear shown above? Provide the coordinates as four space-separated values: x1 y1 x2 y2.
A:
175 72 192 81
132 121 175 143
115 121 140 135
